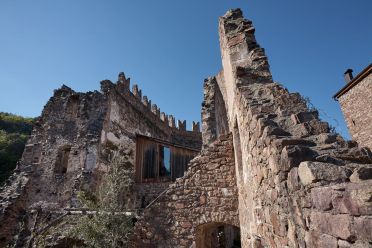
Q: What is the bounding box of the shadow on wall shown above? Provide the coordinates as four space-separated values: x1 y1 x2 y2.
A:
54 145 71 174
196 222 241 248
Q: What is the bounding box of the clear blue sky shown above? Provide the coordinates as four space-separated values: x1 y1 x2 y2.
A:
0 1 371 138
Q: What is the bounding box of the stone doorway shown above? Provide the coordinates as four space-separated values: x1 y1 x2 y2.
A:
196 222 241 248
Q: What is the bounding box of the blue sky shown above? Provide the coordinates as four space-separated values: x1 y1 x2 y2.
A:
0 1 371 138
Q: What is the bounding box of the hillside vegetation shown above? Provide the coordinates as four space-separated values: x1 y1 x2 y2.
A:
0 112 34 184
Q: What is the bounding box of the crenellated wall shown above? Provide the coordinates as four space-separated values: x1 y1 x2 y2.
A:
0 73 202 247
1 8 371 248
101 73 201 138
100 74 202 209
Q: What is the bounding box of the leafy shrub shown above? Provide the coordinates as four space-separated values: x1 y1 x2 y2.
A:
69 151 135 247
0 112 34 184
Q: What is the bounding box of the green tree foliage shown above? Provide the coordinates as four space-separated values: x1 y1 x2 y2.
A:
0 112 34 184
69 151 135 247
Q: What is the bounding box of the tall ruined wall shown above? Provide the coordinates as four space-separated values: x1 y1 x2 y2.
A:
0 73 202 247
0 85 108 246
232 81 372 247
22 85 107 206
338 72 372 149
1 8 371 248
216 9 372 247
135 134 239 247
201 76 229 147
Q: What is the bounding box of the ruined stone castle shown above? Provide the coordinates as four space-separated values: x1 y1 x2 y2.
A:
1 9 371 248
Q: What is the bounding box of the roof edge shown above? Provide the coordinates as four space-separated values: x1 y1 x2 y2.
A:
334 63 372 100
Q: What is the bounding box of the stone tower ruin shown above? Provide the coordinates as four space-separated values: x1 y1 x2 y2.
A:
0 8 371 248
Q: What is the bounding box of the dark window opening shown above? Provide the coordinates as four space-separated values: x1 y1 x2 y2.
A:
136 136 198 183
143 144 156 179
140 196 147 208
171 153 193 181
196 223 241 248
55 146 71 174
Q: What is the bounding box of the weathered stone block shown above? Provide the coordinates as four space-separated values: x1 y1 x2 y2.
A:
305 231 338 248
274 138 316 148
337 239 352 248
291 111 318 124
262 125 290 138
350 165 372 182
281 146 318 172
287 167 301 191
298 161 351 185
353 216 372 242
331 182 372 216
311 187 332 211
314 133 338 144
310 212 352 240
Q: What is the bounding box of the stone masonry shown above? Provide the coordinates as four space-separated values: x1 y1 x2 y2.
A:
216 9 372 247
135 134 238 247
0 8 371 248
334 64 372 150
0 74 201 247
137 8 372 247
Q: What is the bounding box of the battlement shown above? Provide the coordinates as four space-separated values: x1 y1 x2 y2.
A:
101 72 200 133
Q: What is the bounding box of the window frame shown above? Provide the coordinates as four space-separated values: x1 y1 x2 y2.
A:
135 134 198 183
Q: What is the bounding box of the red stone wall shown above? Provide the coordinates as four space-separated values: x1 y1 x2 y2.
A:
135 134 239 247
217 9 372 248
0 75 203 246
233 82 372 247
338 73 372 149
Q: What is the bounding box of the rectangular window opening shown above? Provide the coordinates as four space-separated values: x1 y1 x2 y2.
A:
143 144 156 179
136 135 198 183
159 146 171 178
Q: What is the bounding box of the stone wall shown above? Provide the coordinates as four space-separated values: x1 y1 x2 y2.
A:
135 134 239 247
0 73 202 246
0 85 108 246
26 85 107 206
338 73 372 149
100 76 202 209
232 81 372 247
1 7 371 248
0 172 29 247
201 76 229 147
216 9 372 248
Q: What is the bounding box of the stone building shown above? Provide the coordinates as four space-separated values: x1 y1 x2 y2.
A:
0 75 202 247
1 8 372 248
135 9 372 247
334 64 372 149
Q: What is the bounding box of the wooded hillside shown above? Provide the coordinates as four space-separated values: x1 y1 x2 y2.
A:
0 112 34 184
